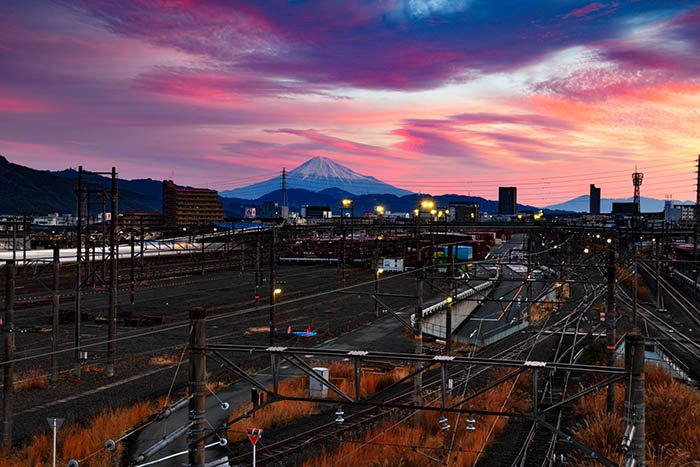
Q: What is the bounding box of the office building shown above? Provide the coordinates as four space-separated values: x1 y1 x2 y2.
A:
589 184 601 214
498 187 517 215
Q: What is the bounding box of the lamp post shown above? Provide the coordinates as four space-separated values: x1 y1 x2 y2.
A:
445 296 453 355
340 199 353 284
270 288 281 345
375 268 384 317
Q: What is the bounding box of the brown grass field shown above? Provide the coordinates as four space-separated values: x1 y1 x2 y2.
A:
302 369 530 467
0 401 155 467
574 364 700 466
226 363 411 443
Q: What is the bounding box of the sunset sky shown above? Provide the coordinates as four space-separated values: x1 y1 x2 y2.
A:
1 0 699 205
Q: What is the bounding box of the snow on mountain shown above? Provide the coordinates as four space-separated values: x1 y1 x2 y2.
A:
220 156 412 199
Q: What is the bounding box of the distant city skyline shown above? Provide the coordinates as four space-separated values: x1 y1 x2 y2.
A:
1 1 698 204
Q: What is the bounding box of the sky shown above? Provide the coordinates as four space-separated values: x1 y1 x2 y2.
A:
1 0 699 205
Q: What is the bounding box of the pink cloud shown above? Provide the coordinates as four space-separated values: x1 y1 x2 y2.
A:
563 2 619 19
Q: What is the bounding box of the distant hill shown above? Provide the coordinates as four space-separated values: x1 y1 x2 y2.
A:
220 156 412 199
0 155 161 215
545 195 693 213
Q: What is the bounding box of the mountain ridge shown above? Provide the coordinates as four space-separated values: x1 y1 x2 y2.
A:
545 194 693 213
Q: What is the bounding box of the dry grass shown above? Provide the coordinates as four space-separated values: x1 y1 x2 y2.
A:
226 375 318 442
13 368 49 392
0 401 155 467
148 354 179 366
330 362 411 399
226 363 411 443
573 365 700 466
303 369 530 467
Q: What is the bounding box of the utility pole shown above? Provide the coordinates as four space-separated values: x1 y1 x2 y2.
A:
281 167 289 219
632 239 638 331
693 155 700 292
655 235 662 313
445 298 453 356
188 307 207 467
87 193 94 288
446 245 454 355
21 215 27 264
255 228 261 307
269 228 276 345
623 334 645 467
413 243 424 412
2 260 16 447
340 205 346 284
139 217 145 276
201 235 205 276
130 235 135 306
107 167 118 377
102 191 107 283
74 166 83 374
11 221 15 263
606 248 616 414
51 246 60 383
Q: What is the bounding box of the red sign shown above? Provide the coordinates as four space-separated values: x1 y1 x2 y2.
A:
247 427 262 446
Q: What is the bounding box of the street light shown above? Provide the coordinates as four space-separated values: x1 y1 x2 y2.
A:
339 199 353 283
584 247 590 254
445 296 453 355
421 200 434 210
375 268 384 317
270 288 282 345
375 205 385 216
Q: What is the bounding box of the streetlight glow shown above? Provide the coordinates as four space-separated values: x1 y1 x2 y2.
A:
446 296 453 304
273 288 282 295
375 205 385 215
342 198 353 207
420 200 434 210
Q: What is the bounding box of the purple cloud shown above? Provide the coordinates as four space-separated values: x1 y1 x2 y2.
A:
563 2 619 20
60 0 696 92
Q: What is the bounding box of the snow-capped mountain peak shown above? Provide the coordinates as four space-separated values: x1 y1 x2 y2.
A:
220 156 411 199
291 156 365 180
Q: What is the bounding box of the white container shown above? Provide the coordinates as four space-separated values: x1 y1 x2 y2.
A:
310 367 329 398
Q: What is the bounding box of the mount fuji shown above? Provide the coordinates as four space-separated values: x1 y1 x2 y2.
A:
220 157 412 199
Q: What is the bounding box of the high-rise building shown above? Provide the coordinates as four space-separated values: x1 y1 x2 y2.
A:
589 184 601 214
162 180 224 229
498 187 517 215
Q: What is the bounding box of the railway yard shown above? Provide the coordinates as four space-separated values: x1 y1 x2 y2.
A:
1 223 700 466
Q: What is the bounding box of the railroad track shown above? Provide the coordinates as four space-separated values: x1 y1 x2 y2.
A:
223 288 601 466
507 275 607 467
